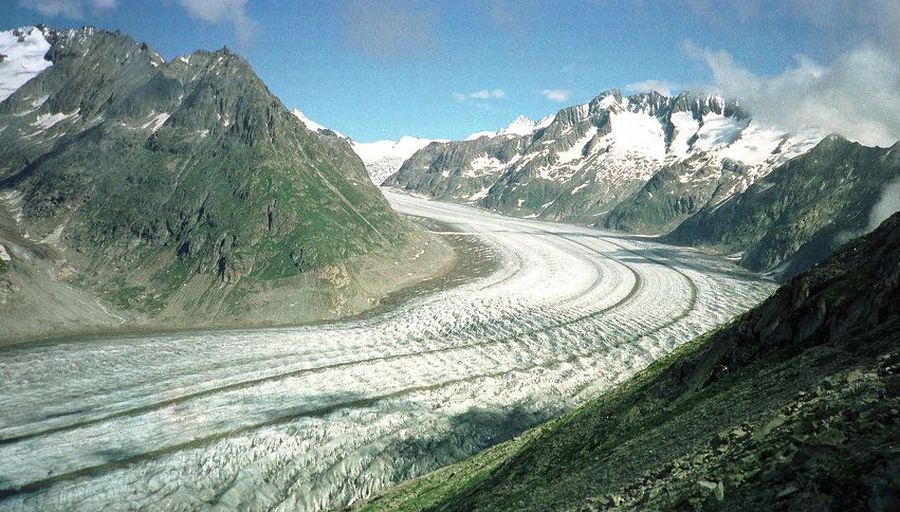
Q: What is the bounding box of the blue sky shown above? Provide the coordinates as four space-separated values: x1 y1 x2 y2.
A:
2 1 898 144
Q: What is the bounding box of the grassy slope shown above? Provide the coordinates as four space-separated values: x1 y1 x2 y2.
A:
363 212 900 511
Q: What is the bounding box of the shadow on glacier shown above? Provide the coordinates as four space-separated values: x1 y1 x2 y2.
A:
609 249 765 282
368 402 561 488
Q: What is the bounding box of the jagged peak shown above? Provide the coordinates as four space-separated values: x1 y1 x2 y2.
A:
498 115 538 136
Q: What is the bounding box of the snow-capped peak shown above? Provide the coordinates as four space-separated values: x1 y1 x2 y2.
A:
0 26 53 102
352 136 442 163
498 115 537 136
465 113 555 141
291 108 347 138
465 130 497 141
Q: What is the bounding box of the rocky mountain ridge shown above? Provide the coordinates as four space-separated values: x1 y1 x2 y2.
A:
388 89 823 225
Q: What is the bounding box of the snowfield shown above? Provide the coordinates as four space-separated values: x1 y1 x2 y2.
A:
0 191 775 511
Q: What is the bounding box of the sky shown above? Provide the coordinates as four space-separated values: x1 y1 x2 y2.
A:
2 0 898 145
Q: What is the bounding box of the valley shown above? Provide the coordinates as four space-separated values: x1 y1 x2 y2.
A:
1 6 897 510
0 191 773 511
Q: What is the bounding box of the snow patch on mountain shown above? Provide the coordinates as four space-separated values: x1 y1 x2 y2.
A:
141 112 169 133
557 127 598 164
692 115 748 152
465 155 506 178
33 109 78 130
291 109 329 133
0 27 53 102
465 114 555 141
608 110 667 161
669 112 700 157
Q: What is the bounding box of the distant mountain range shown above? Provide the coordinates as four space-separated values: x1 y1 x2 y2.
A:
291 108 446 186
381 89 898 278
0 26 444 340
352 136 447 185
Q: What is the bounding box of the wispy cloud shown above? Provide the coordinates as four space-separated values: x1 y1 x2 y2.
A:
540 89 570 102
678 0 899 146
16 0 116 19
344 0 436 60
454 89 506 102
683 39 900 147
176 0 257 48
625 79 677 97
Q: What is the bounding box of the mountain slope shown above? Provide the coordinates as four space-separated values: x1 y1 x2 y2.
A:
363 211 900 511
666 135 900 277
387 90 822 227
0 26 451 340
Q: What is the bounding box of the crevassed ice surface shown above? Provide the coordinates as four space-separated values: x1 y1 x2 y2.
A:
0 191 776 511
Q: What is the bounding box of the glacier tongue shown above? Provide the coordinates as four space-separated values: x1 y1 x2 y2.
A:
0 191 774 512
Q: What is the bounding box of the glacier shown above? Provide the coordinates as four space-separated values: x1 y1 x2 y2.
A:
0 191 775 511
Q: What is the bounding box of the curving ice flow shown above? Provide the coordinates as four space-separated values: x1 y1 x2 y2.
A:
0 191 775 511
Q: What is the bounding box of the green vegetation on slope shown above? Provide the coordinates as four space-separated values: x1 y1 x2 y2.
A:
363 211 900 511
0 27 440 329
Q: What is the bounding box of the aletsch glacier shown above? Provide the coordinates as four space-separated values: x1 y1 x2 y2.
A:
0 24 860 512
0 191 774 511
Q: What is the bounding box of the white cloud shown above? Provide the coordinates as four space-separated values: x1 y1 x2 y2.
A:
177 0 257 47
540 89 569 102
683 40 900 147
17 0 116 18
868 179 900 232
454 89 506 102
625 79 676 97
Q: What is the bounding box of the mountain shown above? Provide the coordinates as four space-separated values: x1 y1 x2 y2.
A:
666 135 900 277
353 136 446 185
362 210 900 511
465 114 556 141
387 90 823 227
0 26 448 341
